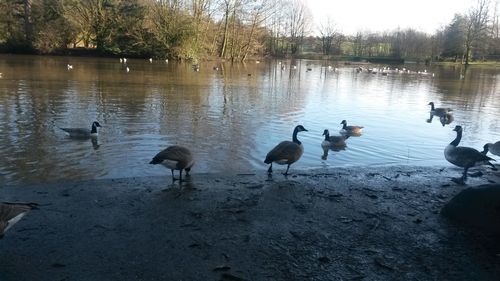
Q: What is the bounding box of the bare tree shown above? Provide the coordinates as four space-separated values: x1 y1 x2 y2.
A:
286 0 312 55
464 0 491 64
318 16 338 55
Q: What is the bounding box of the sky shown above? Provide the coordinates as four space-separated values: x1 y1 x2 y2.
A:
307 0 479 35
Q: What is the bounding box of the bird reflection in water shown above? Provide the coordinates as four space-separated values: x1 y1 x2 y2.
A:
427 112 454 126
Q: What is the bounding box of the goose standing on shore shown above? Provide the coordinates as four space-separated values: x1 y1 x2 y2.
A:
265 125 308 175
482 141 500 157
149 145 195 182
428 102 452 117
1 202 37 238
59 121 101 139
339 120 363 135
444 125 496 184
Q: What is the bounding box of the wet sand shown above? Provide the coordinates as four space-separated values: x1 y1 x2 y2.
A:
1 166 499 281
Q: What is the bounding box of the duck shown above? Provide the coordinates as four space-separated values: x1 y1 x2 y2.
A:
149 145 195 182
1 202 37 238
264 125 308 175
59 121 101 139
322 129 348 149
428 102 452 117
482 141 500 157
340 120 363 135
444 125 496 184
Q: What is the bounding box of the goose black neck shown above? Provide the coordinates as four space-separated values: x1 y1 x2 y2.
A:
91 123 98 134
429 103 435 110
450 129 462 146
324 132 330 141
292 127 301 145
342 123 347 129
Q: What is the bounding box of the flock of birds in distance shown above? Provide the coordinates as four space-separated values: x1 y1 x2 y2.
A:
1 59 499 239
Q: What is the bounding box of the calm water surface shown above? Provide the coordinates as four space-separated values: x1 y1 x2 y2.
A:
0 55 499 185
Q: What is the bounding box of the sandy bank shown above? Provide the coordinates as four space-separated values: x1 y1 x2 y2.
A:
1 166 499 280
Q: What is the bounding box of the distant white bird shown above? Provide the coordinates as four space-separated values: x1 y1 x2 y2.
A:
119 58 123 63
67 64 73 70
123 58 127 63
149 58 153 63
126 67 130 73
165 59 169 63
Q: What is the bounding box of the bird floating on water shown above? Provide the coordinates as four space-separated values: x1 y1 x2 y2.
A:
59 121 101 139
428 102 452 117
265 125 308 176
150 145 195 182
444 125 496 185
67 64 73 70
340 120 363 136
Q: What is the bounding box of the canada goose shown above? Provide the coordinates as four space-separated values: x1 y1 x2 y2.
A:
149 145 194 182
59 121 101 139
428 102 452 117
444 125 496 184
340 120 363 135
265 125 308 175
322 129 348 149
482 141 500 157
1 202 37 238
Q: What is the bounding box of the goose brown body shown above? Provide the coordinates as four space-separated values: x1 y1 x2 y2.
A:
150 145 194 182
265 125 308 175
60 121 101 139
445 125 495 184
340 120 363 135
1 202 37 237
483 141 500 157
428 102 452 117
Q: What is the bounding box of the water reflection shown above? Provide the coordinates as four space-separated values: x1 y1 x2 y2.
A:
427 112 454 127
0 55 499 185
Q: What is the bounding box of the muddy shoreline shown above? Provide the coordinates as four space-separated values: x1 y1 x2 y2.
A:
1 166 499 280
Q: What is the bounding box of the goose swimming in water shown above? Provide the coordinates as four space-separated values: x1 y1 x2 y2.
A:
265 125 308 175
444 125 496 184
322 129 348 149
149 145 195 182
1 202 37 238
59 121 101 139
482 141 500 157
428 102 452 117
340 120 363 135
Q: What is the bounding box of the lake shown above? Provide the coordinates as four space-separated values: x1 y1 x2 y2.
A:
0 55 499 185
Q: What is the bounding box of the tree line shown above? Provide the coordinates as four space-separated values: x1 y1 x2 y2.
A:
0 0 498 64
